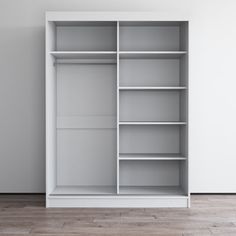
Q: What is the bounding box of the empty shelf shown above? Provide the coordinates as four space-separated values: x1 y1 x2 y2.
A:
119 51 187 59
119 153 186 160
119 121 187 125
119 86 187 90
119 186 185 196
50 51 117 59
51 186 116 195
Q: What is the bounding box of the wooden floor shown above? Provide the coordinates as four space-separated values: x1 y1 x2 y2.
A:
0 195 236 235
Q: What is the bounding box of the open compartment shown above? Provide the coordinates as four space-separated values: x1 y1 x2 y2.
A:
55 129 116 195
119 22 186 51
56 64 116 118
56 21 117 51
51 62 117 195
119 90 187 122
119 125 186 158
119 59 182 87
119 160 186 195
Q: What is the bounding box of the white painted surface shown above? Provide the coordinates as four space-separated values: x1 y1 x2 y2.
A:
46 17 188 207
119 87 187 90
47 195 188 208
116 21 120 194
0 0 236 193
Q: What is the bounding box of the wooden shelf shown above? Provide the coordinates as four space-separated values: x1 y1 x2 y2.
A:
119 86 187 90
119 121 187 125
119 186 185 196
51 186 116 195
119 51 187 59
50 51 117 59
119 153 186 160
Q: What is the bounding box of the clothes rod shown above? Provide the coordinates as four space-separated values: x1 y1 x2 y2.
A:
54 59 117 65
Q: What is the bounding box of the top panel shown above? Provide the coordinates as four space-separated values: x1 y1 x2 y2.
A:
46 11 188 22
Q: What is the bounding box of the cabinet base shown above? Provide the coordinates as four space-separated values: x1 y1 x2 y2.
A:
47 195 190 208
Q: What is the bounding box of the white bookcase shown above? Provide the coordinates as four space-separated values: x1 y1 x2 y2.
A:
46 12 189 208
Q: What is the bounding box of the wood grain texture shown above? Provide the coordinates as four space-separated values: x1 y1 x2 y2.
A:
0 195 236 235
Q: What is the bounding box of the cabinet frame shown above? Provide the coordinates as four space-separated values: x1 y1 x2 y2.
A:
46 11 189 208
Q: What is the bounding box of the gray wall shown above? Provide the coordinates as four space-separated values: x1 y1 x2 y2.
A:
0 0 236 192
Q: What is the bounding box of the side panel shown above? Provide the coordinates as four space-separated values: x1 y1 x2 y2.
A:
46 21 57 200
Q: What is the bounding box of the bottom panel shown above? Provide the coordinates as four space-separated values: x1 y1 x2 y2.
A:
119 186 184 195
47 196 189 208
51 186 116 195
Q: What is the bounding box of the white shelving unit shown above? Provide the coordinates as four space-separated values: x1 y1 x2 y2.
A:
46 12 189 208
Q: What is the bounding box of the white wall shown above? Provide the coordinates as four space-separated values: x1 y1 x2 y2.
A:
0 0 236 192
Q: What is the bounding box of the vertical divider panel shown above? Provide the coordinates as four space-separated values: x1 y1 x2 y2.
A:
116 21 120 194
46 21 57 199
179 22 189 204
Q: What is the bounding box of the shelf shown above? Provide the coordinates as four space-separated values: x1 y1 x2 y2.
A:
50 186 116 195
119 121 187 125
119 86 187 90
50 51 186 60
50 51 117 59
119 153 186 160
119 51 187 59
119 186 185 196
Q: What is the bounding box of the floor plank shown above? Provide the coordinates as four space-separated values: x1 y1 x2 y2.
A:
0 194 236 235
